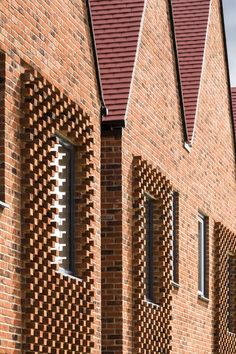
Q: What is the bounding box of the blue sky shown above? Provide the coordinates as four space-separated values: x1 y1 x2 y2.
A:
223 0 236 86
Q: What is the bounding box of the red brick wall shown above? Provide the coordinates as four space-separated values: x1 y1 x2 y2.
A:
101 0 236 353
1 0 236 352
0 1 101 352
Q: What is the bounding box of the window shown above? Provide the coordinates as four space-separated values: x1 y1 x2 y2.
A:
171 191 179 284
228 254 236 333
0 51 8 208
52 136 75 274
146 196 154 302
198 213 208 298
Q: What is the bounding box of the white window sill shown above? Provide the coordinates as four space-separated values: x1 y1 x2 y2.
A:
145 298 160 309
198 291 209 303
184 142 191 153
56 268 82 282
0 201 9 209
171 280 180 289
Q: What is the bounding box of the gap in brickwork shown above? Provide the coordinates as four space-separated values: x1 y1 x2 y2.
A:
101 128 123 353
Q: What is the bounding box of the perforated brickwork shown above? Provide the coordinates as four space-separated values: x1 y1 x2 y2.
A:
21 68 96 353
214 222 236 353
133 156 172 353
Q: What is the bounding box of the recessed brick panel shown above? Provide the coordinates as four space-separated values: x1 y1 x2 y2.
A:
133 156 172 353
21 68 96 353
214 222 236 353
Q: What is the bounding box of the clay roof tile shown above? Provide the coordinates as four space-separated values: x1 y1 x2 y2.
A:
90 0 145 124
171 0 211 144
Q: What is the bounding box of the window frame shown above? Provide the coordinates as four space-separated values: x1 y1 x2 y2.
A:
0 51 9 209
146 195 154 302
54 135 75 275
198 213 208 298
171 191 179 285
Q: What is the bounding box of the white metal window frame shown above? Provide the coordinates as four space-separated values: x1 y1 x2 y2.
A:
198 213 206 297
171 191 178 285
50 136 74 275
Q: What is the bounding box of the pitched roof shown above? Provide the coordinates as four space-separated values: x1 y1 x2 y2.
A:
231 88 236 133
171 0 211 144
90 0 145 124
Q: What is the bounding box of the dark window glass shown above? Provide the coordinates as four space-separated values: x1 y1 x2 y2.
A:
198 214 208 298
53 137 75 274
146 196 154 302
172 192 179 284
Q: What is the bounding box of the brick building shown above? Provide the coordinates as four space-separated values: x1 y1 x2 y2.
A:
0 0 236 353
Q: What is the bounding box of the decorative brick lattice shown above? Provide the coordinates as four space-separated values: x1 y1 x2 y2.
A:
133 156 172 353
21 69 96 353
214 223 236 353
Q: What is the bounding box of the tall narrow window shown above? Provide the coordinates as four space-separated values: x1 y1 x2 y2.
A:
52 136 75 274
171 191 179 284
146 196 154 302
228 254 236 333
198 213 208 298
0 52 8 208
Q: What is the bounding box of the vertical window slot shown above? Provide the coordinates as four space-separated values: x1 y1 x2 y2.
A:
51 136 75 275
146 196 154 302
198 213 208 298
172 191 179 284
